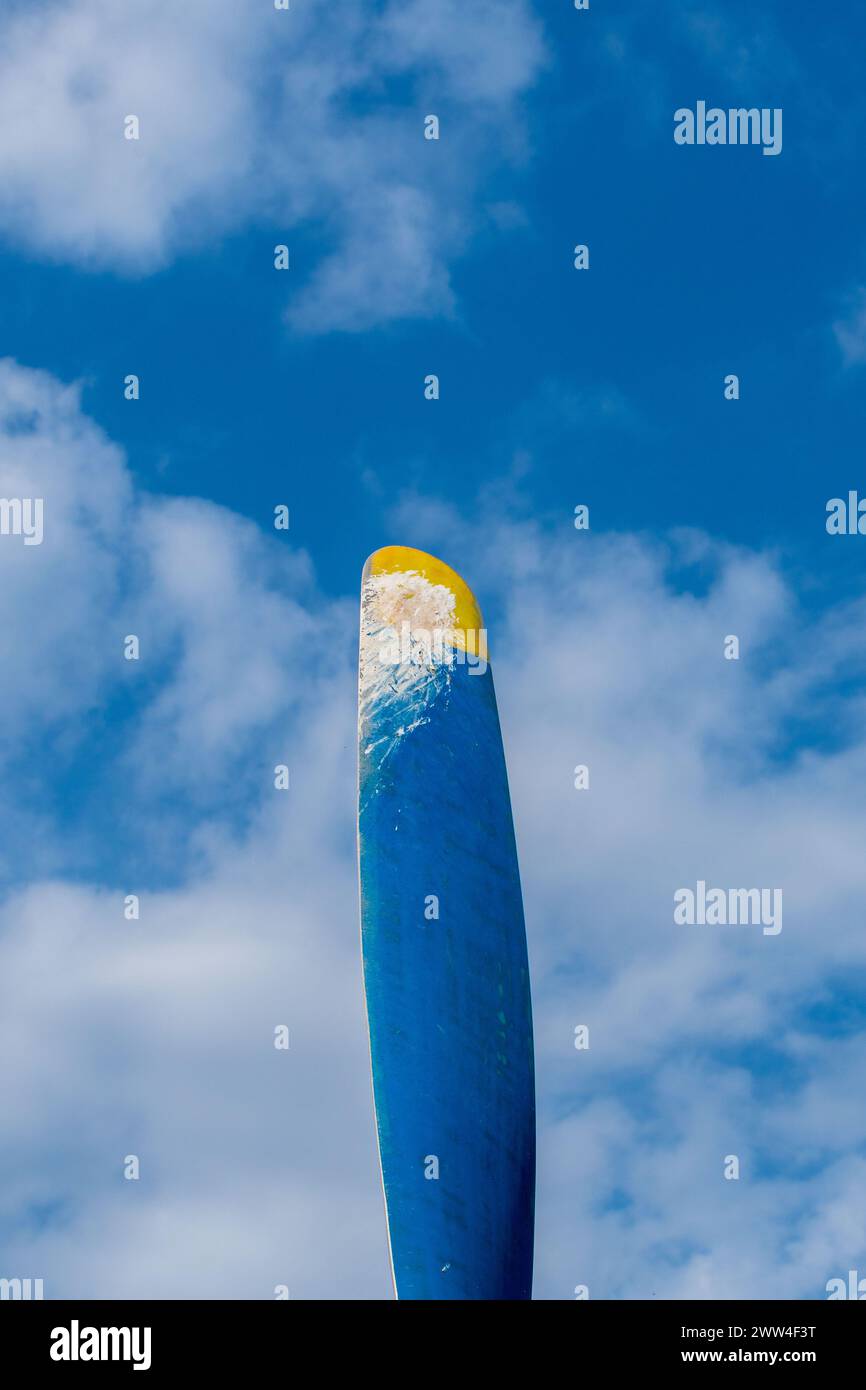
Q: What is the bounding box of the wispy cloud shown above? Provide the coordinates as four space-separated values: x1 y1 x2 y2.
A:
390 488 866 1298
4 363 866 1297
0 0 544 333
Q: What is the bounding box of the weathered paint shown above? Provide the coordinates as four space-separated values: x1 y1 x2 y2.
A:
358 547 535 1300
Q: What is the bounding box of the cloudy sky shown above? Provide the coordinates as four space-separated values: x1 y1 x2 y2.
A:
1 0 866 1299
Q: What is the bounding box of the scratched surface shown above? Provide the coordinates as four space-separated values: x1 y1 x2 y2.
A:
359 655 535 1300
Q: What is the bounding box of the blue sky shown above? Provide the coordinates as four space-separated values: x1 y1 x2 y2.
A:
2 0 866 1299
3 0 865 603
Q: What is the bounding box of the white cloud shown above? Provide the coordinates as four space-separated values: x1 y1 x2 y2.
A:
0 0 544 331
0 358 131 739
390 491 866 1298
0 823 390 1298
3 362 866 1298
0 358 388 1295
0 1 255 269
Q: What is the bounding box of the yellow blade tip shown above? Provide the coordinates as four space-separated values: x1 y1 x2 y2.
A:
362 545 487 659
